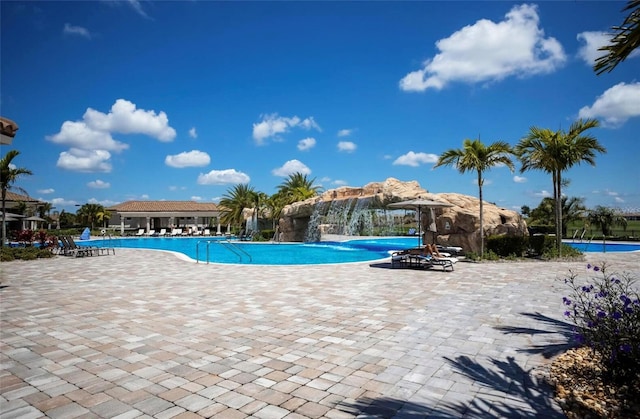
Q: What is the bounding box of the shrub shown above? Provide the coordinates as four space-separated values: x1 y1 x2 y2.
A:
542 243 582 259
486 235 529 257
562 263 640 383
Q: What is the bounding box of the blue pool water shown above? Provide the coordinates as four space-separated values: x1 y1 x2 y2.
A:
82 236 420 265
566 241 640 253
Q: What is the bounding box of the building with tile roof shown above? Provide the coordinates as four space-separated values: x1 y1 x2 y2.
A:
107 200 227 235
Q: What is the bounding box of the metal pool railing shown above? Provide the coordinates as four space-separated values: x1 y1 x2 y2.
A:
196 239 252 264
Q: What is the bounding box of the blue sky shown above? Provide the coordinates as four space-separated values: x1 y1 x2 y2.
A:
2 1 639 215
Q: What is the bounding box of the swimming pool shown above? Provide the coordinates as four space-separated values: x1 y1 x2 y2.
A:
566 241 640 253
82 236 420 265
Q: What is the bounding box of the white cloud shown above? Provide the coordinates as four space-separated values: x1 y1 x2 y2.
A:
88 197 118 208
299 117 321 131
513 175 527 183
51 197 79 207
578 82 640 127
165 150 211 168
252 113 321 145
337 129 352 137
191 196 202 201
47 121 129 152
189 127 197 138
63 23 91 39
48 99 177 172
576 31 610 65
197 169 250 185
37 188 55 194
83 99 176 141
333 179 348 186
56 148 112 172
272 159 311 177
87 179 111 189
393 151 439 167
297 137 316 151
534 190 552 198
399 4 565 92
337 141 357 153
615 196 625 203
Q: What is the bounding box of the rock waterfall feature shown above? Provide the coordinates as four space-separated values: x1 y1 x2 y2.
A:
278 178 527 254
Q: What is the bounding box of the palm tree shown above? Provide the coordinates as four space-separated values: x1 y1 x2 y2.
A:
76 203 104 229
434 138 515 257
516 119 605 255
594 0 640 74
219 184 258 231
277 172 322 204
38 202 53 219
96 208 111 229
587 206 628 237
1 150 33 246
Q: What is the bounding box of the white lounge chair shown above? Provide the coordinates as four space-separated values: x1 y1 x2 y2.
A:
171 228 182 236
203 229 211 236
158 228 167 236
135 228 145 236
147 229 155 236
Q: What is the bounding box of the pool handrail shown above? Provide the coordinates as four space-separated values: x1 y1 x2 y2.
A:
196 239 252 264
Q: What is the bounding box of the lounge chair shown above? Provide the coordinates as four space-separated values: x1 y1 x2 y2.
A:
391 244 457 271
59 236 92 257
147 229 155 236
67 235 115 256
171 228 182 236
203 229 211 236
158 228 167 236
135 228 145 236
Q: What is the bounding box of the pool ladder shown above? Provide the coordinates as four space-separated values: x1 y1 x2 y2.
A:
196 239 252 264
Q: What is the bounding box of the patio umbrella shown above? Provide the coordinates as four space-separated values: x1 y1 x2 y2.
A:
388 198 453 247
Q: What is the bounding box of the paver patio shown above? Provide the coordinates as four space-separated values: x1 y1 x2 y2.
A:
1 249 639 418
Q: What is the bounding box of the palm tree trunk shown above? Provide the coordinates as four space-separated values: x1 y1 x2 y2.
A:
556 170 563 256
1 190 6 247
478 170 484 257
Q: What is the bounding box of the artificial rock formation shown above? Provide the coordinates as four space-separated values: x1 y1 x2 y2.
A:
278 178 527 253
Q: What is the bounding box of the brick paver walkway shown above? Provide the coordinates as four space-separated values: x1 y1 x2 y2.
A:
2 248 638 418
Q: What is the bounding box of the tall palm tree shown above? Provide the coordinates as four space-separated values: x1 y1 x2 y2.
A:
1 150 33 246
277 172 322 204
516 119 605 255
38 202 53 219
588 206 628 237
96 208 111 229
594 0 640 74
219 184 258 230
76 203 104 229
434 138 515 257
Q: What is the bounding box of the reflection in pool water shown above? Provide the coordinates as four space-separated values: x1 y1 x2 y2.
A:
83 236 421 265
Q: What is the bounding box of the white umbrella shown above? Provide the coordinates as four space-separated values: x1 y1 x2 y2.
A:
388 198 453 247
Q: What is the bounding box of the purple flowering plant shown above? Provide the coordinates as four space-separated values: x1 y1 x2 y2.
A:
563 262 640 382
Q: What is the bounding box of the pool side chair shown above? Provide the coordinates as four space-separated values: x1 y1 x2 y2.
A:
171 228 182 236
61 235 95 257
67 235 115 256
416 254 456 271
135 228 145 236
391 250 410 268
158 228 167 236
203 229 211 236
147 229 155 236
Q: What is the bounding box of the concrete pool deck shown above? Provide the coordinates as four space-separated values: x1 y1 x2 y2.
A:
2 250 639 418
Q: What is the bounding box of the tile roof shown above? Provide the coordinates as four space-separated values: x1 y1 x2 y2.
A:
107 200 220 212
4 191 42 203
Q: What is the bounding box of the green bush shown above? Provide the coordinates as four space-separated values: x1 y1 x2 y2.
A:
0 246 56 262
562 263 640 383
486 235 529 257
542 243 582 259
529 234 556 256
